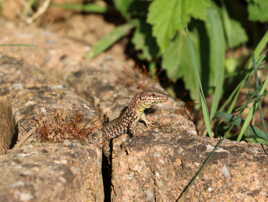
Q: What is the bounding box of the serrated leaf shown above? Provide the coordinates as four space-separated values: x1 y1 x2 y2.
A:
86 23 134 59
147 0 210 53
205 6 225 119
162 31 200 100
186 0 211 20
131 21 159 60
247 0 268 22
221 5 248 48
147 0 183 53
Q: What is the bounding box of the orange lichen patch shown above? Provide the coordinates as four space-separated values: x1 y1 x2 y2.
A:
36 110 93 142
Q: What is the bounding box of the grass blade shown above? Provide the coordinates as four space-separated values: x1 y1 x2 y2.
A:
247 31 268 69
237 74 268 141
205 7 226 119
52 3 108 13
186 34 213 137
0 44 36 47
236 105 255 141
176 138 223 201
199 87 214 137
86 23 135 59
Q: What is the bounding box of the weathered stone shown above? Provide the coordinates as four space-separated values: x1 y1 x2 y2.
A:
0 97 15 154
0 55 103 201
112 134 268 201
0 143 103 202
0 20 267 202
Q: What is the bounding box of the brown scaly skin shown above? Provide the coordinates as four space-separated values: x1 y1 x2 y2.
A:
94 91 168 161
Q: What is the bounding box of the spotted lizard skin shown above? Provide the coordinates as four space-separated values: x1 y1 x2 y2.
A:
93 90 168 161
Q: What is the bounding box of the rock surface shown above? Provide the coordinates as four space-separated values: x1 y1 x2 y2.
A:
0 97 15 154
0 19 267 202
0 143 103 202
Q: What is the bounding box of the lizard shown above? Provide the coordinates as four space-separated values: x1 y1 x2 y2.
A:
0 90 168 157
89 90 168 162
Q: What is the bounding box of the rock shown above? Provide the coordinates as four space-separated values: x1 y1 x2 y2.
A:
0 143 103 202
0 55 103 201
0 97 16 154
0 20 267 201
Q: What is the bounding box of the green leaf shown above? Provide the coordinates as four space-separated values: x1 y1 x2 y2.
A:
186 0 211 21
162 31 200 100
247 0 268 22
131 21 159 60
113 0 134 19
147 0 210 53
162 34 182 82
205 6 225 119
163 31 213 137
86 23 134 59
221 5 248 48
147 0 183 53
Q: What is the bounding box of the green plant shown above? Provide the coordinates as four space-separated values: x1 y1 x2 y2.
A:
82 0 268 142
87 0 266 99
52 2 107 13
216 31 268 144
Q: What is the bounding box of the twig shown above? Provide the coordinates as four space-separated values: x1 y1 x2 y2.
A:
26 0 51 24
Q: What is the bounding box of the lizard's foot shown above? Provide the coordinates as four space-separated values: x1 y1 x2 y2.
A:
119 137 133 156
141 120 151 128
140 113 151 127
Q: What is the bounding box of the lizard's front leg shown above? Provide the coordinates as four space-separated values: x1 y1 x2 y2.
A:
128 121 137 137
139 113 151 127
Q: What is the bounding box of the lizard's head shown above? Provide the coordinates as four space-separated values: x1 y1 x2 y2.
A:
131 91 168 112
